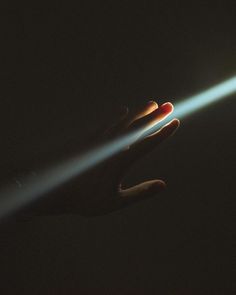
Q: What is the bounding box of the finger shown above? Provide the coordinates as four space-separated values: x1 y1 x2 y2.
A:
123 100 158 128
128 119 180 161
85 179 166 216
105 100 159 137
117 179 166 207
106 100 158 137
128 102 173 133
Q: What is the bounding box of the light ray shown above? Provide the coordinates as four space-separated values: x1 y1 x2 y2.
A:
0 76 236 218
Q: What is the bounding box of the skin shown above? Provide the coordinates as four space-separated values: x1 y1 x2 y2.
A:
37 100 180 217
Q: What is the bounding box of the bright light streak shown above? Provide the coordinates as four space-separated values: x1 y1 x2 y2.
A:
146 75 236 135
0 76 236 218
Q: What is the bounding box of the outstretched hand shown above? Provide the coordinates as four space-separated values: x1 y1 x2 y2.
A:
53 100 180 216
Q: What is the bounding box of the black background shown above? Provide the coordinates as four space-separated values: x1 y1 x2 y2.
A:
0 1 235 293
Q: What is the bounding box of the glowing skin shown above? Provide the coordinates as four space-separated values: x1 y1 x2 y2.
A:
0 76 235 218
145 76 236 136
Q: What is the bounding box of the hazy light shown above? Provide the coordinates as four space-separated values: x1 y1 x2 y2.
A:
146 75 236 135
0 76 236 218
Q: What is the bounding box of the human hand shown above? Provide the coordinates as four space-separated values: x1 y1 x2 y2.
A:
55 100 180 216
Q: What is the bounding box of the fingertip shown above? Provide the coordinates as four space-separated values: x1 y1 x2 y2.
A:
171 118 180 128
161 102 174 113
164 118 180 129
151 180 166 192
174 118 180 124
147 100 158 108
146 100 158 113
163 119 180 137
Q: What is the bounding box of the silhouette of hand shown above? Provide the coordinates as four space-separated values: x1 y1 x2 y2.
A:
51 100 180 216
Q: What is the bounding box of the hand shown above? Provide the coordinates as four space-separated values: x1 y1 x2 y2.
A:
51 100 179 216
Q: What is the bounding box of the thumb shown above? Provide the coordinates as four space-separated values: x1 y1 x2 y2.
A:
84 180 166 216
119 179 166 205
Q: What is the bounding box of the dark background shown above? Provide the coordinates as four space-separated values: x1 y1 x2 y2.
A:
0 1 235 293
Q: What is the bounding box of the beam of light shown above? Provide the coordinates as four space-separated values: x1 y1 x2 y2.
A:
145 75 236 136
0 76 236 218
